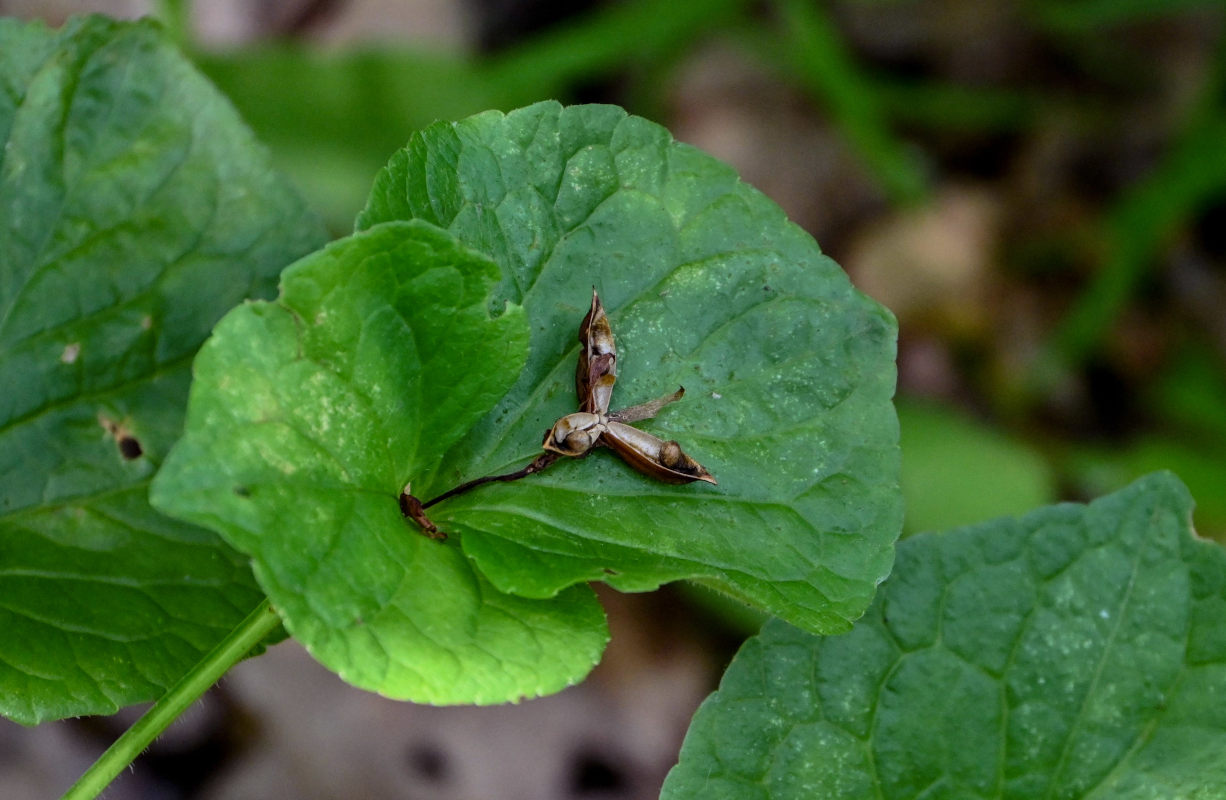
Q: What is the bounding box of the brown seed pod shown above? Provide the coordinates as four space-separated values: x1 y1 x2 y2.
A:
551 290 715 484
543 412 607 457
576 288 617 414
413 289 713 514
602 421 717 485
659 440 685 468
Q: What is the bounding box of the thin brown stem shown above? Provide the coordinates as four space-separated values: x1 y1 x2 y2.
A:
421 452 561 509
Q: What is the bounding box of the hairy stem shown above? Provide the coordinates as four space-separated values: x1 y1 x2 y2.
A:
62 600 282 800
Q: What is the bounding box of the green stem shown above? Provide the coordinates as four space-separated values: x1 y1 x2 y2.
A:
61 599 281 800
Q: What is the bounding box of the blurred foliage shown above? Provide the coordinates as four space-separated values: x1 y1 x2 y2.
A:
745 0 929 204
1068 345 1226 539
155 0 1226 543
1029 0 1225 32
196 48 489 228
1069 440 1226 540
1040 106 1226 384
898 399 1057 536
191 0 746 230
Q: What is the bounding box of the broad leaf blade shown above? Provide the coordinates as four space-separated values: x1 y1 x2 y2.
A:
357 101 901 633
0 16 327 724
151 221 609 704
661 473 1226 799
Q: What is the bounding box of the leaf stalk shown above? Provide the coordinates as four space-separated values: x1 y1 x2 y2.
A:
61 600 282 800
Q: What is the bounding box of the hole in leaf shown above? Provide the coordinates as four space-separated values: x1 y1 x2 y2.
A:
117 435 143 460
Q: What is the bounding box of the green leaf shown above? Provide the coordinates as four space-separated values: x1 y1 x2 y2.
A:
898 398 1056 535
661 473 1226 799
151 220 609 704
357 101 901 634
1069 439 1226 541
0 16 326 724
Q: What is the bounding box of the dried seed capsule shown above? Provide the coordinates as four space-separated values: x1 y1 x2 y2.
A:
659 440 684 468
586 356 617 417
577 289 617 414
602 421 716 485
416 293 717 512
543 412 607 457
531 290 714 488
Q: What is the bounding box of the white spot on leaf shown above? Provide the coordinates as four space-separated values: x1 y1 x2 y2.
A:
61 342 80 364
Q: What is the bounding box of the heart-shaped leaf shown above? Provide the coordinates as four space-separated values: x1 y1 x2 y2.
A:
0 16 326 724
357 101 901 634
661 473 1226 799
151 221 609 704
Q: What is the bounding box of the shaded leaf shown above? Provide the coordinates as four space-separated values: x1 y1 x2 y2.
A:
0 16 326 724
661 473 1226 799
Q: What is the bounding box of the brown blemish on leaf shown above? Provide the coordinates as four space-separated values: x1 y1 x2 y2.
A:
98 413 143 460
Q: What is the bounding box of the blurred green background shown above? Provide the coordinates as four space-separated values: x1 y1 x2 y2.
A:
10 0 1226 539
